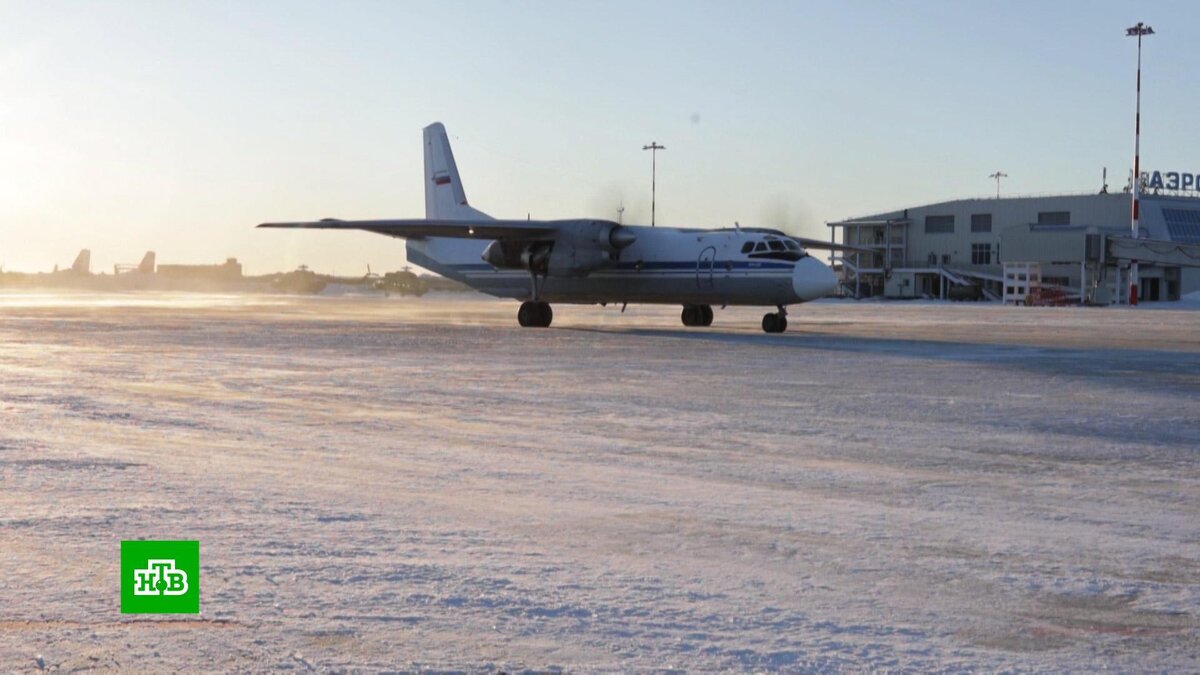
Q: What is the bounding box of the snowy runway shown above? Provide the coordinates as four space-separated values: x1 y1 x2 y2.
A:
1 294 1198 670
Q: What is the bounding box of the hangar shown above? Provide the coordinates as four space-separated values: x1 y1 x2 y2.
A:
827 188 1200 303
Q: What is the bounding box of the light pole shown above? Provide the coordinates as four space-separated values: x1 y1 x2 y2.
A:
643 142 665 227
989 171 1008 199
1126 22 1153 306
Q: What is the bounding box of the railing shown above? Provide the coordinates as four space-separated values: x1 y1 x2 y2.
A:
837 241 907 250
840 258 1006 272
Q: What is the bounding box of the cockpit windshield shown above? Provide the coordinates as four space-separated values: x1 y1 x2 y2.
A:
741 236 807 262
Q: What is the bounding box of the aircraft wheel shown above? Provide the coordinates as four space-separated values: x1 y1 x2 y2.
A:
519 301 553 327
681 305 696 327
518 302 536 327
762 312 788 333
519 301 542 327
682 304 712 327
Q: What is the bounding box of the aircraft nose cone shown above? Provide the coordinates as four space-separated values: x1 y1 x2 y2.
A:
793 256 837 301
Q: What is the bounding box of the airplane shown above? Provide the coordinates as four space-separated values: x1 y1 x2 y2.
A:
259 123 844 333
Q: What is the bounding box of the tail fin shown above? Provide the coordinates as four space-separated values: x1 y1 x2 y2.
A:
423 122 491 221
138 251 156 274
71 249 91 274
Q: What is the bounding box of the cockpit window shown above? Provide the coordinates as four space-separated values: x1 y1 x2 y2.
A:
745 237 809 262
740 242 754 254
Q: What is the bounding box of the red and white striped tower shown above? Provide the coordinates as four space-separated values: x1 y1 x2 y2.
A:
1126 22 1154 306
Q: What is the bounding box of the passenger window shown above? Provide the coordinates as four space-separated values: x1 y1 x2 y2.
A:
740 242 754 254
754 242 767 252
768 240 785 252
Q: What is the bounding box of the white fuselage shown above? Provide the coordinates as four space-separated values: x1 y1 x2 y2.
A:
406 226 837 307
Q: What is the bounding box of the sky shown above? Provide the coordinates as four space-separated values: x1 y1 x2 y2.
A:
1 0 1198 275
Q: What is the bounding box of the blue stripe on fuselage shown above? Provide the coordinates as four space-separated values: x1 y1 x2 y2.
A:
445 260 795 272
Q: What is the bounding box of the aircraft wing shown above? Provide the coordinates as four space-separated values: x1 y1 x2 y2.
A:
257 218 598 240
790 236 875 254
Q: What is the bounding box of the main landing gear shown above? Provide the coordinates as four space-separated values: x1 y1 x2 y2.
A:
762 307 788 334
681 304 713 327
518 267 553 328
518 301 553 328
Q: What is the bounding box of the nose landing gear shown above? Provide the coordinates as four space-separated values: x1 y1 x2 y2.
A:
681 304 714 327
761 307 788 333
518 301 553 328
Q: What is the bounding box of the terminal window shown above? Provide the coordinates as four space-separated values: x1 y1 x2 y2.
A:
925 215 955 234
1162 208 1200 244
1037 211 1071 225
970 213 992 232
971 243 992 265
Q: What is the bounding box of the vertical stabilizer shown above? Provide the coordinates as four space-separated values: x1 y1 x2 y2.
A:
423 123 491 221
138 251 156 274
71 249 91 274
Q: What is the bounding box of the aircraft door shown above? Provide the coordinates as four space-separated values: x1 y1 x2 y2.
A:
697 246 716 289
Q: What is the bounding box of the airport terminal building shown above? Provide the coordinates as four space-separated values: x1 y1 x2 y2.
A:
827 187 1200 303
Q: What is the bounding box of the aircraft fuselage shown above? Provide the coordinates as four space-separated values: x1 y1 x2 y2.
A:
405 226 835 307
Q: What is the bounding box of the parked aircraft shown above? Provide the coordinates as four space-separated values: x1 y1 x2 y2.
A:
260 123 842 332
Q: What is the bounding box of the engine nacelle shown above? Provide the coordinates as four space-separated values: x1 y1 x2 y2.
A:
482 240 528 269
481 239 552 274
480 220 636 277
547 221 636 277
521 242 552 275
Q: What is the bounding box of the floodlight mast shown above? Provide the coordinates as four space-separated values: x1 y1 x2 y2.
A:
1126 22 1153 306
643 142 666 227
